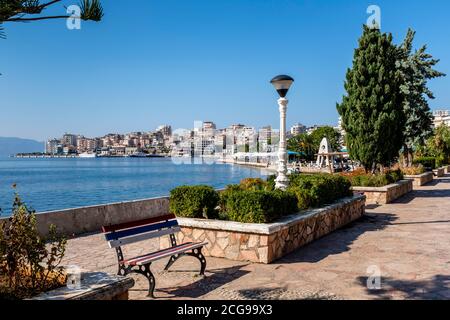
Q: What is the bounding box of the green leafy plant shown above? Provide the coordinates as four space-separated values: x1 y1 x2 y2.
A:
337 26 405 172
169 185 220 219
400 165 425 176
0 0 103 37
346 169 404 187
288 174 352 206
398 29 445 167
239 178 268 191
221 189 298 224
80 0 103 21
0 191 67 300
413 156 436 170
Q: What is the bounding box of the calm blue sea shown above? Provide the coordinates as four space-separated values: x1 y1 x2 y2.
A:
0 157 265 215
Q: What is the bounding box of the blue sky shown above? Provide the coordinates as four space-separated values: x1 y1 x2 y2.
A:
0 0 449 141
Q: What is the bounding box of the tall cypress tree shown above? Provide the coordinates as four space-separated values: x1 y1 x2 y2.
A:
337 26 405 172
398 29 446 167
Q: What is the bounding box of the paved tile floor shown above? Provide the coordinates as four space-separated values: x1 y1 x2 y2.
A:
62 175 450 300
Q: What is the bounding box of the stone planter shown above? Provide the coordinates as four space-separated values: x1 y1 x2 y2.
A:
351 180 413 205
404 172 434 187
30 272 134 300
433 167 445 177
445 165 450 174
160 195 365 264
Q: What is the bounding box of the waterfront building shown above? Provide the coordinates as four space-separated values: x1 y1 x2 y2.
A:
214 133 227 156
306 125 325 135
77 136 98 153
110 146 126 156
156 125 172 137
259 126 273 152
125 147 139 155
433 110 450 127
62 133 78 148
290 123 306 136
202 121 217 131
46 138 62 154
63 145 77 155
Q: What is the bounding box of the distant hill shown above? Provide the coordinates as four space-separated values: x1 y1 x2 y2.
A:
0 137 44 156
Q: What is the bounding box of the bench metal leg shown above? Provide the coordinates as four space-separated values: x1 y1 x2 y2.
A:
164 253 181 271
118 263 156 298
133 263 156 298
165 247 207 275
188 247 207 276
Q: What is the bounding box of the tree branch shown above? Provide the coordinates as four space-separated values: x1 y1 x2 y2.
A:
37 0 63 10
6 15 71 22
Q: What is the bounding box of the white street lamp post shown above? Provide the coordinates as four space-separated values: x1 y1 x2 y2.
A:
270 75 295 191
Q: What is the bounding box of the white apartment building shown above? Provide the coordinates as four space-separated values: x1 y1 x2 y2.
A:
46 139 62 154
290 123 306 136
62 133 78 147
156 125 172 137
433 110 450 128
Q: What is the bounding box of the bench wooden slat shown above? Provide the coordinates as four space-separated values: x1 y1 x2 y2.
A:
101 214 176 233
108 226 181 248
126 242 208 266
105 219 178 241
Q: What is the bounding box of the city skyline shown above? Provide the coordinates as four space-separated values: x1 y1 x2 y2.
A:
1 0 449 141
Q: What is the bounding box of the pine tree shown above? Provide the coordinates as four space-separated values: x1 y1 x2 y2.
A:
0 0 103 39
337 25 405 172
398 29 446 167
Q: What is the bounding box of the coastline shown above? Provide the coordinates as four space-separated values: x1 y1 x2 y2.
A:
217 158 277 173
0 157 266 215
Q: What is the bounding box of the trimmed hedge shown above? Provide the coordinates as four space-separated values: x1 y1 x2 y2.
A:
401 165 425 176
348 169 404 187
288 174 352 207
239 178 268 191
413 157 436 170
169 185 219 219
221 189 298 223
170 174 354 224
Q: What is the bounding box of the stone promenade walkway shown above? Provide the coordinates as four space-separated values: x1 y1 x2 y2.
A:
62 175 450 300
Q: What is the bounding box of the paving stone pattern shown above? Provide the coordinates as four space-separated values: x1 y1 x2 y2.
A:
62 175 450 300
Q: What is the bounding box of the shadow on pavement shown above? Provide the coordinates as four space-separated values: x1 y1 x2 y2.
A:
278 213 398 264
152 265 250 299
356 274 450 300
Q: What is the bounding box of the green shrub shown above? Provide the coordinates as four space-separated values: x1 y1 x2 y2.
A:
386 169 403 183
435 155 446 168
288 174 352 207
169 185 219 219
219 184 242 212
413 156 436 169
239 178 267 191
266 175 276 191
0 192 67 300
221 189 298 223
348 169 404 187
289 187 313 210
401 165 425 176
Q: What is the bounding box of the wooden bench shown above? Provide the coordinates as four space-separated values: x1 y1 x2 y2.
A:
102 214 207 298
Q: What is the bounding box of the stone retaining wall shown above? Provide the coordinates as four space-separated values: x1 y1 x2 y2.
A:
405 172 434 187
433 167 445 177
351 180 412 205
0 196 170 237
31 272 134 300
160 195 365 264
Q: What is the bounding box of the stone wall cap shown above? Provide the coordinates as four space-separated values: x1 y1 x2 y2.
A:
177 195 366 235
351 179 412 192
404 172 434 178
36 196 170 216
29 272 135 300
